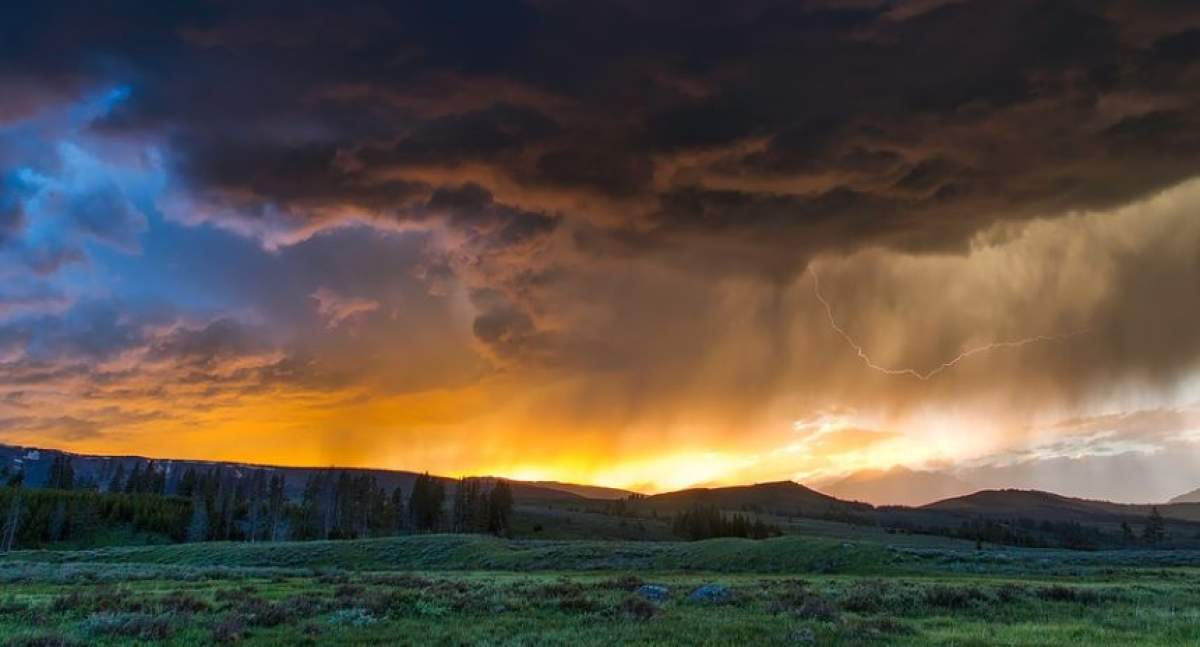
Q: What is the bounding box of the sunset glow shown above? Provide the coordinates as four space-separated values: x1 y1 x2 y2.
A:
4 1 1200 504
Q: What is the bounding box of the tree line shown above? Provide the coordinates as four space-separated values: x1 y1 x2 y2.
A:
0 486 189 551
671 504 780 540
0 461 515 550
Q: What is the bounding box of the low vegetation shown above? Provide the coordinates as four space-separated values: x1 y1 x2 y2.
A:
1 549 1197 645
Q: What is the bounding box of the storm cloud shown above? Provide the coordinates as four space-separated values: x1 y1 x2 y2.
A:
2 0 1200 491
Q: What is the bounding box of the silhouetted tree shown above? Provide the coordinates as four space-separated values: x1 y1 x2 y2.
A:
187 493 209 542
390 486 405 533
108 463 126 493
1121 521 1136 545
177 467 198 498
1143 507 1166 545
267 474 285 541
47 456 75 490
409 473 445 531
487 480 513 535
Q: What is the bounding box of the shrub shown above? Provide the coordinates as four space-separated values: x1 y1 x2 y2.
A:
52 587 143 615
281 594 327 618
158 591 210 614
329 608 377 627
413 599 450 617
796 596 841 621
536 580 585 598
617 595 658 620
82 612 175 640
1037 585 1107 606
602 575 645 591
361 573 432 588
214 586 256 608
0 598 29 615
211 615 247 643
316 571 349 585
242 598 290 627
841 616 915 640
996 583 1027 603
557 591 601 613
334 584 365 599
4 633 82 647
922 585 992 609
840 581 888 613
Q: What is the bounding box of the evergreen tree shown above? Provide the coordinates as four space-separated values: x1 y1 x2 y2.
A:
409 473 445 531
267 474 285 541
390 486 405 533
108 463 126 493
46 455 75 490
178 468 197 498
125 462 142 494
1143 507 1167 545
48 500 67 541
487 480 513 535
1121 521 1135 544
187 493 209 542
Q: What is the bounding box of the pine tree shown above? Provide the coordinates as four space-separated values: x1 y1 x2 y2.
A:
267 474 285 541
409 473 444 531
108 463 126 493
187 494 209 542
390 486 405 533
47 456 74 490
487 480 513 535
125 462 142 494
178 468 197 498
1143 507 1166 545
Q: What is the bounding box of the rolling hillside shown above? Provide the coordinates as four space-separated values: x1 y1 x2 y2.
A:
1169 487 1200 504
921 488 1200 523
11 441 1200 550
630 481 872 517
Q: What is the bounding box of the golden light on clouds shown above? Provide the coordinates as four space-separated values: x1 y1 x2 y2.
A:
9 0 1200 506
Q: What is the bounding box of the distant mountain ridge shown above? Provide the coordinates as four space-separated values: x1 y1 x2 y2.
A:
9 441 1200 533
817 466 975 507
525 481 636 500
922 488 1200 522
1169 487 1200 504
632 480 872 517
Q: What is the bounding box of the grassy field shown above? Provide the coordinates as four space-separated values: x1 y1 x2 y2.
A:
3 535 1200 645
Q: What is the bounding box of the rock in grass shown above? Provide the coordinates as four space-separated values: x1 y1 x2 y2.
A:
688 584 733 604
635 585 669 602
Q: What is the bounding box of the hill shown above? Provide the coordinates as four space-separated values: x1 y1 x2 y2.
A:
817 466 975 506
1169 487 1200 504
922 489 1133 521
525 480 635 500
921 488 1200 523
630 481 872 518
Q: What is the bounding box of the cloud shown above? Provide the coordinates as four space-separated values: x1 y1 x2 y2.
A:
310 287 380 329
5 0 1200 491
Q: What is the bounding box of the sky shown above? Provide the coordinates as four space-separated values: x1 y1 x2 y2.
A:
3 0 1200 502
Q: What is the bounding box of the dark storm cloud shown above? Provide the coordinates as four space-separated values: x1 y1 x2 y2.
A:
8 0 1196 264
6 0 1200 447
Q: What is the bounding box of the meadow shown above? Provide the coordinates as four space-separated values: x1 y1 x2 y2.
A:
3 534 1200 645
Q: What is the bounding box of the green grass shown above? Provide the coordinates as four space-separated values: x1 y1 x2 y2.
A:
2 568 1198 645
5 534 1200 644
0 534 897 574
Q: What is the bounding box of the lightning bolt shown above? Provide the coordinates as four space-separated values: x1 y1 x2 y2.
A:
810 268 1087 380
